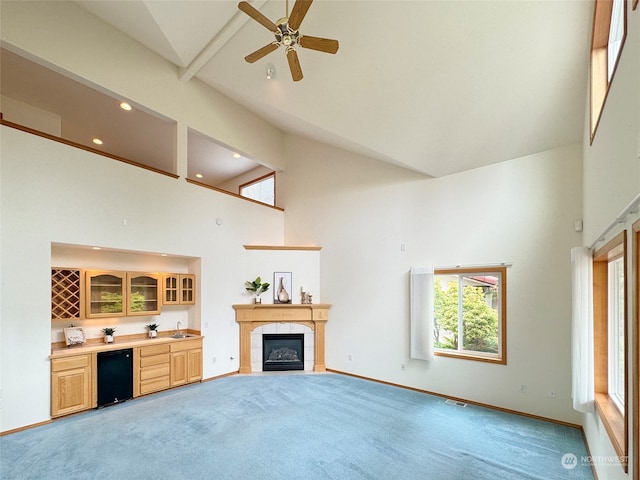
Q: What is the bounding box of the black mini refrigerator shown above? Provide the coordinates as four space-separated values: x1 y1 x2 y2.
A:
97 348 133 407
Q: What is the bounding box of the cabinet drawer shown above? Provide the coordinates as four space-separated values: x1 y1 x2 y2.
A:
140 377 170 395
140 353 170 368
170 339 202 352
51 355 90 372
140 344 170 356
140 363 170 381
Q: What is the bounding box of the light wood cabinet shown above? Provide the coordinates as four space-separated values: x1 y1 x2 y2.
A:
50 337 202 417
85 270 126 318
138 344 170 395
170 339 203 386
85 270 160 318
51 354 94 417
51 268 84 321
162 274 196 306
127 272 161 316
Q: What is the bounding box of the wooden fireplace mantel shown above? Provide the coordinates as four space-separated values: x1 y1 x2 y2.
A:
233 304 331 374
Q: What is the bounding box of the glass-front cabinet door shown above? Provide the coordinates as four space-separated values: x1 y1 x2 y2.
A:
163 274 196 306
180 274 195 305
127 273 161 316
163 274 179 305
85 270 126 318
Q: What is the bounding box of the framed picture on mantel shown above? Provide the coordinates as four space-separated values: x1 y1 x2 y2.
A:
273 272 292 304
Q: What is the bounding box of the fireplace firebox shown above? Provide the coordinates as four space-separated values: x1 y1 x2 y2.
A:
262 334 304 371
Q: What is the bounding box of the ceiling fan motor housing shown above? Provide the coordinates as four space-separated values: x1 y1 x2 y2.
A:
275 19 300 48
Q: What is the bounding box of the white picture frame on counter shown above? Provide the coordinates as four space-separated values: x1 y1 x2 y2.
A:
64 327 85 346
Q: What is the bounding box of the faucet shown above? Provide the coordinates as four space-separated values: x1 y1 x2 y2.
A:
176 321 182 336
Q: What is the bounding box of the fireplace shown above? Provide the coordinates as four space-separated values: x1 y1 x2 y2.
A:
263 334 304 371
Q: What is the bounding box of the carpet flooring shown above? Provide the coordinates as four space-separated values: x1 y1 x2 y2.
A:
1 373 593 480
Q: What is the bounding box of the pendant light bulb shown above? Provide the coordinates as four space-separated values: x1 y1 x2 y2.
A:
266 63 276 80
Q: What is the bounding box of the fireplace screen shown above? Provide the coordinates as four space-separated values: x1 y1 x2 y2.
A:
263 334 304 371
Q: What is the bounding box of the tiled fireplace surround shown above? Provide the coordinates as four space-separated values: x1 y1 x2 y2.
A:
233 304 330 374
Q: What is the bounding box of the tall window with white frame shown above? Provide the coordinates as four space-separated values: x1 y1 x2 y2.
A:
433 267 507 364
593 231 628 471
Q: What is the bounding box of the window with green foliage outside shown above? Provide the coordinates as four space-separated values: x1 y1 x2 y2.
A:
433 267 506 364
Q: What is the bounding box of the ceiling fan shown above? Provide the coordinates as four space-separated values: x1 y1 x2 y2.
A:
238 0 339 82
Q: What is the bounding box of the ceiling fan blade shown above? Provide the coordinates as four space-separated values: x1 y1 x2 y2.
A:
288 0 313 31
286 48 303 82
244 43 279 63
238 1 277 32
299 36 339 54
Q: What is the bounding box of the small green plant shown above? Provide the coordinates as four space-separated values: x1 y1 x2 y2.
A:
102 327 116 336
245 276 270 297
146 323 159 331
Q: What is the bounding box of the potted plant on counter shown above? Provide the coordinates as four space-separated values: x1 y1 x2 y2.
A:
146 323 159 338
245 276 270 304
102 327 116 344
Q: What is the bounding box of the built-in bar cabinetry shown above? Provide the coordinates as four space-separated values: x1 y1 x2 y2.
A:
51 268 84 321
85 270 127 318
137 343 171 395
51 269 195 320
169 339 203 386
51 336 203 418
51 353 95 417
127 272 161 316
162 274 196 305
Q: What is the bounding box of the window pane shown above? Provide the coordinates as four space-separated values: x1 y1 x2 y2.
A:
433 275 459 351
608 256 625 411
434 271 502 358
608 0 625 81
240 174 275 205
461 275 500 354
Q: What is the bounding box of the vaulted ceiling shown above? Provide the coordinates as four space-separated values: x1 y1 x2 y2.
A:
16 1 596 178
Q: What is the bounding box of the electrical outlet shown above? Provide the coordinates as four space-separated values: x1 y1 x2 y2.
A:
212 356 216 364
519 385 527 393
400 363 406 371
348 354 353 361
549 389 556 399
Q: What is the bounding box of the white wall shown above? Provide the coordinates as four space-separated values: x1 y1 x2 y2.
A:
580 7 640 480
244 248 321 305
1 95 61 136
280 134 584 424
0 126 285 432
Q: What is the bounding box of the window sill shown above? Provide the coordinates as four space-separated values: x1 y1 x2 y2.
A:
594 392 628 471
434 350 505 365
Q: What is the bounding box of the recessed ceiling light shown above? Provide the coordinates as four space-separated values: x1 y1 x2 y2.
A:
196 173 203 178
119 102 132 111
92 246 101 250
161 253 168 257
232 153 241 158
92 138 103 145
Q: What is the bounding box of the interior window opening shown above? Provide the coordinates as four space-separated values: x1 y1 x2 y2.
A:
240 172 276 206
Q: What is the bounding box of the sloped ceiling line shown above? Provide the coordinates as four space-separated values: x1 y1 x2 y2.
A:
179 0 269 82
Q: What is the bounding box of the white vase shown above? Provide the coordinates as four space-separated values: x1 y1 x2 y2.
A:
104 335 114 344
277 277 290 303
254 296 262 304
148 330 157 338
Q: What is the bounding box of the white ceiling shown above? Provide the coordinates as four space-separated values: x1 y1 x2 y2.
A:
33 1 596 177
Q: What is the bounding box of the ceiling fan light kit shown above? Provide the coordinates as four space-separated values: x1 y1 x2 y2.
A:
238 0 339 82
